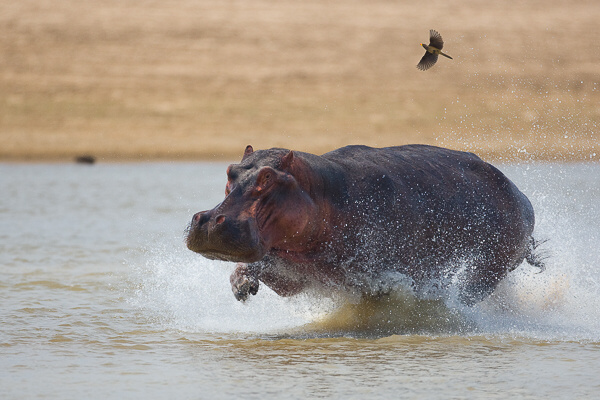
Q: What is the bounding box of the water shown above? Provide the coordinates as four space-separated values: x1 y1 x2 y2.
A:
1 161 600 399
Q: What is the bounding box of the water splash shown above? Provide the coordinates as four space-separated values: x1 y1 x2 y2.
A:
129 242 600 340
129 242 337 334
129 164 600 341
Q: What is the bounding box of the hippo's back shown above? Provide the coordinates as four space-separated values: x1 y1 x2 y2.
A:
322 144 531 220
321 144 535 275
323 144 491 184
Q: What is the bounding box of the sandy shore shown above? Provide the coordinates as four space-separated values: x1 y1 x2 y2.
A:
1 0 599 162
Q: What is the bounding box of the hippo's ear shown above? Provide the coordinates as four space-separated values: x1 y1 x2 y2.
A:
279 150 294 171
242 145 254 161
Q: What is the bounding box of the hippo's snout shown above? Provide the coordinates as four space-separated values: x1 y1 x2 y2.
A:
186 211 209 252
186 209 265 263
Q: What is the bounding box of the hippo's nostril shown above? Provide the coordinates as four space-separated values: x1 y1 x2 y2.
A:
193 212 210 226
216 215 226 225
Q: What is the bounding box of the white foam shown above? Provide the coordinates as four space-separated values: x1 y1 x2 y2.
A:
129 242 338 334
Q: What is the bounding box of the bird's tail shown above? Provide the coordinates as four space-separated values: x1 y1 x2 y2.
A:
440 52 453 59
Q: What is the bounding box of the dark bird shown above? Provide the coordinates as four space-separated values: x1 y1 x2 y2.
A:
417 30 453 71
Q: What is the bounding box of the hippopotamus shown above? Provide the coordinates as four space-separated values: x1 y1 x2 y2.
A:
186 144 543 305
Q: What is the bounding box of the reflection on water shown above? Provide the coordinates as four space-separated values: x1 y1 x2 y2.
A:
297 292 474 337
1 162 600 399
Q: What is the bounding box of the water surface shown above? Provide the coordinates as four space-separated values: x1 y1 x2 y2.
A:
1 161 599 399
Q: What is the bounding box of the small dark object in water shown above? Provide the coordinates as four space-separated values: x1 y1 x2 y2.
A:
75 155 96 164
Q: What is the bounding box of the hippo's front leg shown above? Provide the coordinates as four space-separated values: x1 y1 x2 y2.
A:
230 263 260 301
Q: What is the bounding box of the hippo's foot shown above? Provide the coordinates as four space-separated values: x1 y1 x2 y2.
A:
230 263 259 301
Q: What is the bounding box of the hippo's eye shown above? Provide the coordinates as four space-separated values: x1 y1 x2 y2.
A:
255 167 277 194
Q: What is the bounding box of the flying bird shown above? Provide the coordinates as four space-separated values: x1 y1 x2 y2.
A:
417 30 453 71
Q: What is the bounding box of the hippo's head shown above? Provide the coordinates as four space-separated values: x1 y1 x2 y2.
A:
186 145 318 263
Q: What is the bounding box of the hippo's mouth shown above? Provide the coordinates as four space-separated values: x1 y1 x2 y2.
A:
188 243 266 263
197 250 239 262
186 231 267 263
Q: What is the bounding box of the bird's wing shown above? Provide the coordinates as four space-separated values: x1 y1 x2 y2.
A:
417 52 438 71
429 29 444 49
